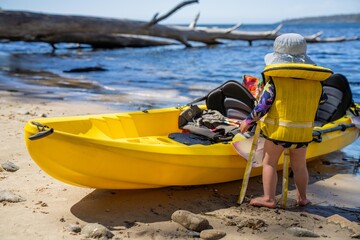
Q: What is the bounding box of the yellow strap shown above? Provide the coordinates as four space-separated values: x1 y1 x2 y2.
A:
237 125 261 204
261 118 313 128
281 149 291 209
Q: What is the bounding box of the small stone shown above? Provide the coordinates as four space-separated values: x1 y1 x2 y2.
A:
81 223 114 239
200 229 226 240
65 224 82 233
1 161 19 172
286 227 320 238
0 190 26 203
171 210 211 232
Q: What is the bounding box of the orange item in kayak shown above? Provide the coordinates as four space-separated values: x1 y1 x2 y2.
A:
242 75 264 99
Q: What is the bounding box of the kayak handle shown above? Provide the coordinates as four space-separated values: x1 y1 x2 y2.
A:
28 121 54 141
312 123 354 143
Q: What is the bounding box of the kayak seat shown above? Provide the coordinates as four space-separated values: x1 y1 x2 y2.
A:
173 80 255 145
205 80 256 120
316 74 353 124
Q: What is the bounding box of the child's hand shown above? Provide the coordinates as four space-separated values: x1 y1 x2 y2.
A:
239 120 251 133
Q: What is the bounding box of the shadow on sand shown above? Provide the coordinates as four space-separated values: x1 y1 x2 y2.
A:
70 181 240 227
70 151 360 227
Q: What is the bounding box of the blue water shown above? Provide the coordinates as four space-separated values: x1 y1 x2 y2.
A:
0 22 359 157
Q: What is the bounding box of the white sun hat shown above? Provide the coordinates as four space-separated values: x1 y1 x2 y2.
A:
264 33 315 65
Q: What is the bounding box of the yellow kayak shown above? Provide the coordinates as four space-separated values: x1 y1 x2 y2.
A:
24 106 359 189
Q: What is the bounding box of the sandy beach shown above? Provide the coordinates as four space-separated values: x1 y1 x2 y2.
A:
1 90 359 240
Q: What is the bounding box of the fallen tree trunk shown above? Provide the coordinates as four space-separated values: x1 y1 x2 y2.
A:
42 33 174 48
0 5 358 48
304 31 359 43
0 10 281 48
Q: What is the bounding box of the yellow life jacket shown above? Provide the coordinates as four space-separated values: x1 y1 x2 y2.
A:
260 63 333 143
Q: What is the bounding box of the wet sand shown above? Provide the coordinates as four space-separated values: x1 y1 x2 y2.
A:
0 90 359 239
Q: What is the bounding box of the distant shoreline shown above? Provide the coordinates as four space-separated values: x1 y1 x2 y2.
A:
281 13 360 24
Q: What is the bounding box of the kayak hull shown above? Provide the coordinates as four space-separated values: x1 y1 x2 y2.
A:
24 107 359 189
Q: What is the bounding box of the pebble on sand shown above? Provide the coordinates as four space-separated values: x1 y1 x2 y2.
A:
81 223 114 239
200 229 226 240
171 210 211 232
1 161 19 172
286 227 320 238
64 224 81 233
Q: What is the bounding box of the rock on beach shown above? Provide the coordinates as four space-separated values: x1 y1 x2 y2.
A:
286 227 320 238
171 210 211 232
1 161 19 172
81 223 114 239
200 229 226 240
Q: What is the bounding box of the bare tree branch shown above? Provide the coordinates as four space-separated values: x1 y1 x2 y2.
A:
271 24 283 35
147 0 199 26
189 12 200 29
225 23 242 34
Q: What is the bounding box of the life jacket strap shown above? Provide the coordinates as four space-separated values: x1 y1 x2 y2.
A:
261 118 313 128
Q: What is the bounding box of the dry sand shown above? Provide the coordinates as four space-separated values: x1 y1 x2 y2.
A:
1 90 359 240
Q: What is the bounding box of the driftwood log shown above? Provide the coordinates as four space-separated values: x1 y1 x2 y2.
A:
0 11 282 48
0 0 358 48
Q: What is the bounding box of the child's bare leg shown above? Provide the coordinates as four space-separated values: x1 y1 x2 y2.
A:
250 139 283 208
290 147 311 206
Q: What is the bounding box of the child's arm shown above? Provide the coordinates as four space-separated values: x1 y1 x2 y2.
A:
240 81 275 133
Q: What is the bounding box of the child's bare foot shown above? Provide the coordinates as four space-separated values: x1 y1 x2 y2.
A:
297 199 311 207
250 197 276 209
